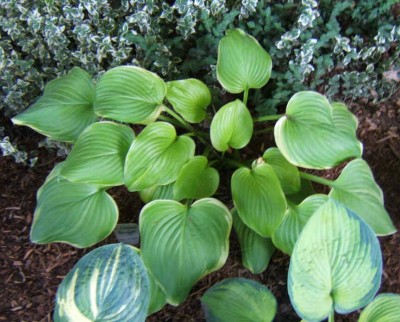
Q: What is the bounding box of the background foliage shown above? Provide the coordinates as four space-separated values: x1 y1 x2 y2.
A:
1 0 399 162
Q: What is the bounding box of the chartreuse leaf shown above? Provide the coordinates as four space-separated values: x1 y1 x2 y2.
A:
231 163 286 237
359 293 400 322
94 66 166 124
12 67 96 142
329 158 396 236
60 122 134 186
140 198 232 305
54 244 149 322
288 200 382 321
272 195 328 255
274 91 363 169
166 79 211 123
210 99 253 152
173 156 219 201
124 122 195 192
263 147 301 195
147 268 167 315
201 278 277 322
139 183 176 204
30 171 118 248
216 29 272 93
232 209 275 274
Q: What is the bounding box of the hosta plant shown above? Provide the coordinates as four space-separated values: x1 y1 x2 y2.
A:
12 28 396 321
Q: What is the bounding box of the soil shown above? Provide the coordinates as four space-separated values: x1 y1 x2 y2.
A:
1 90 400 322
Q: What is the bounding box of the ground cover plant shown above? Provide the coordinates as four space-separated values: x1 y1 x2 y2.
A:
10 28 399 321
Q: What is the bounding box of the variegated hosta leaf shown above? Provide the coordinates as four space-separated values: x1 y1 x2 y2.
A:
54 244 149 322
274 91 363 169
166 79 211 123
232 209 275 274
30 172 118 248
231 163 287 237
329 158 396 236
263 147 301 195
201 278 277 322
94 66 166 124
12 67 96 143
359 293 400 322
272 195 328 255
173 156 219 201
140 198 232 305
210 99 253 152
139 183 176 204
60 122 134 186
216 28 272 93
288 200 382 321
124 122 195 192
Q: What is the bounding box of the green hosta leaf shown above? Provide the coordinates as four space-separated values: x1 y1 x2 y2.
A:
173 156 219 201
210 99 253 152
272 195 328 255
231 163 287 237
124 122 195 192
54 244 149 322
330 158 396 236
147 268 167 315
359 293 400 322
60 122 134 186
263 147 301 194
274 91 363 169
139 183 176 204
166 79 211 123
12 67 96 142
31 173 118 248
201 278 277 322
232 209 275 274
217 29 272 93
95 66 166 124
140 198 232 305
286 178 315 205
288 200 382 321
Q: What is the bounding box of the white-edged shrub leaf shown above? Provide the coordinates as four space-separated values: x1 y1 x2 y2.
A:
60 122 134 186
12 67 96 143
124 122 195 192
54 244 149 322
94 66 166 124
358 293 400 322
288 200 382 321
201 278 277 322
140 198 232 305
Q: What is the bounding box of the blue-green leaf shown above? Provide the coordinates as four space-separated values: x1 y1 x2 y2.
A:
358 293 400 322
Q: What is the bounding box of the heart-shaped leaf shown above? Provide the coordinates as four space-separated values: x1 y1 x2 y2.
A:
210 99 253 152
358 293 400 322
147 268 167 315
139 183 176 204
288 199 382 321
286 178 315 205
31 171 118 248
54 244 149 322
12 67 97 142
166 79 211 123
232 209 275 274
274 91 363 169
140 198 232 305
272 194 328 255
60 122 134 186
329 158 396 236
263 147 301 195
201 278 277 322
231 163 287 237
217 29 272 93
94 66 166 124
124 122 195 192
173 156 219 201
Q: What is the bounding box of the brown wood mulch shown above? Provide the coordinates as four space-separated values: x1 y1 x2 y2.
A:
1 90 399 321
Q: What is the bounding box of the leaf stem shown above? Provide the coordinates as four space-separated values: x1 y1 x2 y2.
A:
299 171 335 187
223 158 248 169
163 106 194 132
253 114 284 122
243 88 249 106
254 127 274 135
328 311 335 322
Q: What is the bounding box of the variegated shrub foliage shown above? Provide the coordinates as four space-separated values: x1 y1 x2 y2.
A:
13 29 397 321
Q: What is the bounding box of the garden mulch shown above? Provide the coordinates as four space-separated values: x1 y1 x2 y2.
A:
1 90 400 321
